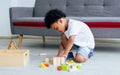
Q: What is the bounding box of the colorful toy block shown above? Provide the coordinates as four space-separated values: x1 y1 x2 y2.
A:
40 63 46 68
61 64 68 71
68 59 75 64
57 66 62 71
44 63 49 67
76 64 82 69
40 63 49 68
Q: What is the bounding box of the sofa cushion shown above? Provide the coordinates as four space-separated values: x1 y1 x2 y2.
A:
34 0 120 17
12 17 44 22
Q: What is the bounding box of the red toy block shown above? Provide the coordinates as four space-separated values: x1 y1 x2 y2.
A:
44 64 49 67
57 66 62 71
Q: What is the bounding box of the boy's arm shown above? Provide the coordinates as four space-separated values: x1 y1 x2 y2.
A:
57 42 64 56
63 35 75 58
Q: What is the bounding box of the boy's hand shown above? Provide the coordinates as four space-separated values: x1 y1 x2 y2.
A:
57 52 63 57
62 54 67 59
57 54 67 59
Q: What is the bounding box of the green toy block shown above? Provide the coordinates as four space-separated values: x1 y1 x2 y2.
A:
62 64 68 71
76 64 82 69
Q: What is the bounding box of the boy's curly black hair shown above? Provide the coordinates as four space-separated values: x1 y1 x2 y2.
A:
44 9 66 29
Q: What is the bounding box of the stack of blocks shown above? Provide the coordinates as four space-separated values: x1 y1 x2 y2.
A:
40 56 82 72
57 59 82 72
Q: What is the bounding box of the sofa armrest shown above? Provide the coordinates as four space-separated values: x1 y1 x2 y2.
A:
9 7 34 34
9 7 34 19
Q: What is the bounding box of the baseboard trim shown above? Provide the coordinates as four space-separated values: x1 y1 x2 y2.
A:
0 36 18 39
95 38 120 43
0 35 61 40
0 36 120 43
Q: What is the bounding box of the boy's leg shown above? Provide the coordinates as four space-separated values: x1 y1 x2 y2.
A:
75 47 91 63
75 54 88 63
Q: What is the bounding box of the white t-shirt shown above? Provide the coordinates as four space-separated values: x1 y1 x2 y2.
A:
64 19 95 49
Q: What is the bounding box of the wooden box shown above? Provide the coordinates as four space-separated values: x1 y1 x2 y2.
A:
0 50 29 66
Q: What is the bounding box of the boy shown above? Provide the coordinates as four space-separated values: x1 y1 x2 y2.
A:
44 9 95 63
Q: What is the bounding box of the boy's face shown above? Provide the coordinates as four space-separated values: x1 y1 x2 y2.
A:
51 18 67 33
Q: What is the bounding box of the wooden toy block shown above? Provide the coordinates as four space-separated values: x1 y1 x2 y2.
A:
0 50 29 66
8 40 17 50
53 57 60 66
49 57 53 64
60 57 65 65
45 58 49 63
53 57 65 66
39 53 47 56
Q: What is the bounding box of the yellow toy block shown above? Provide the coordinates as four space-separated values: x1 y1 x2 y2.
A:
40 63 47 68
68 60 75 64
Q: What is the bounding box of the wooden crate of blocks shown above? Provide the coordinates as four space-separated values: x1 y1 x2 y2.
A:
0 50 29 66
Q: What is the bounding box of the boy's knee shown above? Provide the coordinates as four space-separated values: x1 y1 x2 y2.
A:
75 54 87 63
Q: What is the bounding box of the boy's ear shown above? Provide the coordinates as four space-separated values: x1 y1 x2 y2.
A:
58 18 63 24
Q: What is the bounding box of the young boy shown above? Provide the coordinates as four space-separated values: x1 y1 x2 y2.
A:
44 9 95 63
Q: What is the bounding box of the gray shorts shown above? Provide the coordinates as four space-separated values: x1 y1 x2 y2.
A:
74 44 94 59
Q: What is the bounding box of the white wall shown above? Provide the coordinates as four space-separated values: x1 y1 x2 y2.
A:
0 0 11 36
17 0 35 7
0 0 35 36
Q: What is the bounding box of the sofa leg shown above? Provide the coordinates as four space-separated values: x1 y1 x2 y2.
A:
18 35 23 49
42 36 45 45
